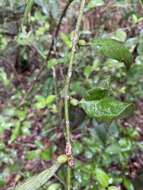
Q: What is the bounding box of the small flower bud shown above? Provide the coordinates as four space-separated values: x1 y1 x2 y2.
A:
68 158 75 167
65 142 72 156
57 154 68 164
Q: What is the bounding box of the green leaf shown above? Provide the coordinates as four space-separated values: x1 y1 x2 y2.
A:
106 144 121 155
83 65 94 78
46 95 56 105
123 178 134 190
34 95 46 109
47 183 61 190
0 68 10 86
80 98 133 121
91 38 133 69
85 87 108 100
119 138 132 152
73 142 83 155
86 0 104 11
112 29 127 42
60 33 72 49
10 121 21 142
108 186 119 190
16 29 34 46
26 150 39 160
34 95 55 109
95 168 110 188
15 155 67 190
40 149 52 161
47 58 59 69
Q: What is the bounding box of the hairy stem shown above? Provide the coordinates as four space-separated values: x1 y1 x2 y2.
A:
64 0 86 190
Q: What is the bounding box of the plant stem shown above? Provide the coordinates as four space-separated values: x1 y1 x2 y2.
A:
64 0 86 190
22 0 34 27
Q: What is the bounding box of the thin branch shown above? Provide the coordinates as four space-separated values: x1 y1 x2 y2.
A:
64 0 86 190
19 0 74 107
47 0 74 58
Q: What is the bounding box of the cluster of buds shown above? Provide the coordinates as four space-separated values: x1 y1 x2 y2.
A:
65 142 75 167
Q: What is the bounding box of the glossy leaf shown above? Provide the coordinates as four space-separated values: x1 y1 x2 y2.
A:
92 38 133 69
80 98 133 121
85 87 108 100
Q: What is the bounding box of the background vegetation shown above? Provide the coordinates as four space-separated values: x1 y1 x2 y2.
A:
0 0 143 190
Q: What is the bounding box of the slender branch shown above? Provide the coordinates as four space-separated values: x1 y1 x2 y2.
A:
19 0 74 107
64 1 86 190
47 0 74 58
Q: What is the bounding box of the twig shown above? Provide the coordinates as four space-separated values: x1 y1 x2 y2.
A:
47 0 74 58
64 0 86 190
19 0 74 107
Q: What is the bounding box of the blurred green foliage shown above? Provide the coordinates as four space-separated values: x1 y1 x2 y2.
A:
0 0 143 190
